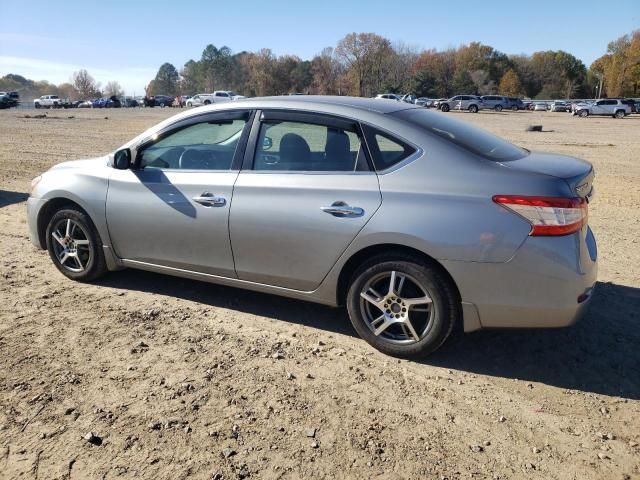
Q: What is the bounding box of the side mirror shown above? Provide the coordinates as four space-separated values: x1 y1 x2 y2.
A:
262 136 273 150
113 148 132 170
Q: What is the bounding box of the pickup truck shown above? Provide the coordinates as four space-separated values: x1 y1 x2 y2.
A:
186 91 245 107
34 95 63 108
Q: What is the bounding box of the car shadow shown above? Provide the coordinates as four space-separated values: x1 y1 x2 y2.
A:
98 271 639 399
96 268 355 336
133 169 197 218
0 190 28 208
427 281 640 400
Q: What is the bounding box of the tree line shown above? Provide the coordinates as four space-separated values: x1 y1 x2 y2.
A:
1 30 637 101
146 30 639 99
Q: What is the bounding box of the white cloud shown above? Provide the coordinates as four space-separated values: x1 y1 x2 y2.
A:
0 56 156 95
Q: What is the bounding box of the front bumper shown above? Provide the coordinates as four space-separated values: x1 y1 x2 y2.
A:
443 227 598 329
26 196 46 249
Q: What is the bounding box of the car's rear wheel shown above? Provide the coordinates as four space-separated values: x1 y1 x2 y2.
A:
469 104 479 113
495 105 503 112
346 254 458 358
614 110 625 119
579 110 589 118
45 208 107 282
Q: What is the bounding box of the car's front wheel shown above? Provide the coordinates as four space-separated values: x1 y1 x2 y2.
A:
579 110 589 118
346 254 458 358
440 104 450 112
45 207 107 281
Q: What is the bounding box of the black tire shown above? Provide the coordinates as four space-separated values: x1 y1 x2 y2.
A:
440 103 450 112
45 207 107 282
579 110 589 118
204 100 211 105
495 105 503 112
35 103 41 109
469 104 478 113
346 253 459 358
614 110 625 119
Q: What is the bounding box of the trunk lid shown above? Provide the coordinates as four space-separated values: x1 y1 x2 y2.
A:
499 151 594 200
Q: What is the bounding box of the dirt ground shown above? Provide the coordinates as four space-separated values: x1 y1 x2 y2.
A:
0 106 638 480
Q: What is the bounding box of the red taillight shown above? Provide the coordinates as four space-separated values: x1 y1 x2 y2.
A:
493 195 587 236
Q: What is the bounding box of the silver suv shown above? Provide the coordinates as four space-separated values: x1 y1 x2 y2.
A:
439 95 486 113
575 99 630 118
480 95 511 111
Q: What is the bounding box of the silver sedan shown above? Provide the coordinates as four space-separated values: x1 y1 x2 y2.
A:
27 96 597 358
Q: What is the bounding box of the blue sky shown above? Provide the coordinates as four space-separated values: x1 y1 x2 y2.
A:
1 0 638 94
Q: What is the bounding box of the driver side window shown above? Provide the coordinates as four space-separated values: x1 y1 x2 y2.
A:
138 117 249 170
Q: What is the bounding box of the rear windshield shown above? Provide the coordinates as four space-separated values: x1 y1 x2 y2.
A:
392 108 528 162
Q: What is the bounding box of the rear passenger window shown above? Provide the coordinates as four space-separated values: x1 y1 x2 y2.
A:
253 120 366 172
363 126 416 171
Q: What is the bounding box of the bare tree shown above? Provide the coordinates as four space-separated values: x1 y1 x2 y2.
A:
72 69 100 99
104 81 124 97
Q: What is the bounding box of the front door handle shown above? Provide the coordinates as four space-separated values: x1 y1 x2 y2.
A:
193 192 226 207
321 201 364 217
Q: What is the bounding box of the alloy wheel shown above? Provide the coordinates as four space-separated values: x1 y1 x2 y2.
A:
50 218 92 273
359 270 435 345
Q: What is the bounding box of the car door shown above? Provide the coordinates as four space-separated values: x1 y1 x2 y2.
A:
229 110 382 291
106 109 253 277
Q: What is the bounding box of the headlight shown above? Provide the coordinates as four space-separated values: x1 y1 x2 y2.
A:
30 175 42 194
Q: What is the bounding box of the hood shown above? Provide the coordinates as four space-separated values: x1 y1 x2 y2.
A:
49 156 108 171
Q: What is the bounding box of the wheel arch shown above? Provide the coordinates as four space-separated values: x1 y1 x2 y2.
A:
36 197 92 248
336 243 461 307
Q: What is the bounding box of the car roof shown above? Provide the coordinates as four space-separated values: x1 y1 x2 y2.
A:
200 95 418 115
122 96 420 150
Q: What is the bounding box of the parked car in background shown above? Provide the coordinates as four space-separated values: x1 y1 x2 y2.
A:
480 95 511 111
92 96 122 108
0 95 11 109
26 96 597 359
0 91 19 107
153 95 174 107
574 99 630 118
549 101 569 112
415 97 435 108
34 95 62 108
507 97 525 110
186 92 243 107
122 98 140 108
439 95 486 113
186 94 213 107
375 93 401 101
533 102 548 111
619 98 636 113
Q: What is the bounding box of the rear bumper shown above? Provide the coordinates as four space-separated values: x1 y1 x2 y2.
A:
443 227 598 329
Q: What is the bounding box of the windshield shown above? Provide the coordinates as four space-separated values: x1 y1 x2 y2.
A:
393 108 528 162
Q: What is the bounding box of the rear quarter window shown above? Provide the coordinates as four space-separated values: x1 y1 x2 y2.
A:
363 125 416 171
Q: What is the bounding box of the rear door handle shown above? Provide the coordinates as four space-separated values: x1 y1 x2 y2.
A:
193 192 226 207
321 201 364 217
